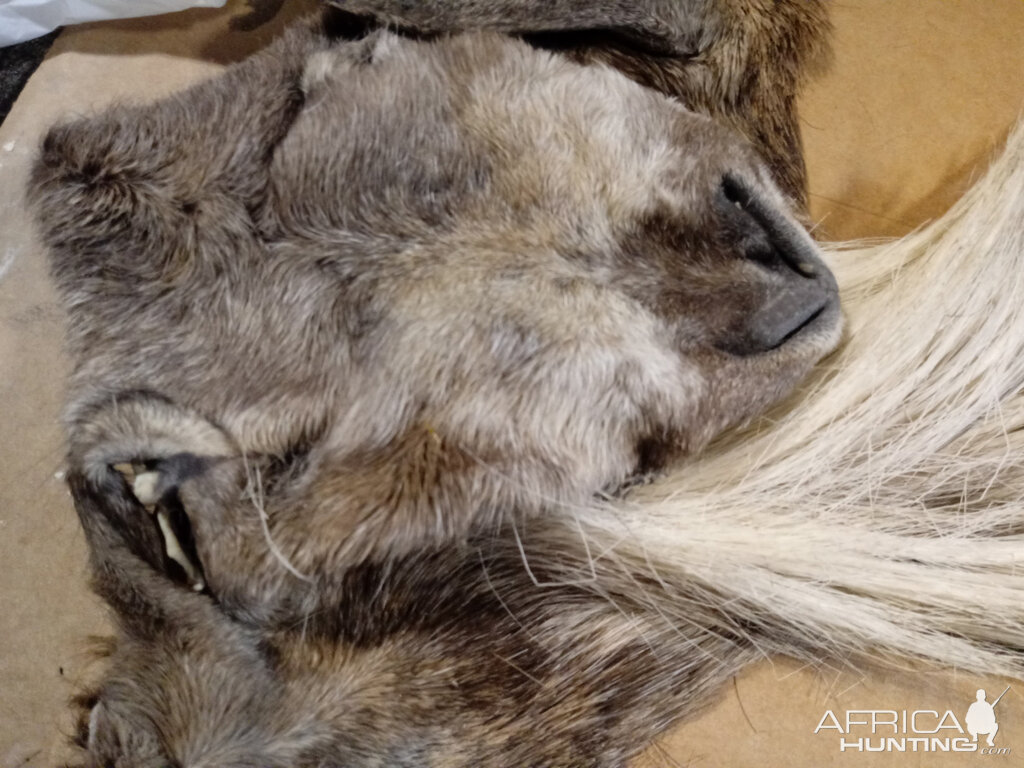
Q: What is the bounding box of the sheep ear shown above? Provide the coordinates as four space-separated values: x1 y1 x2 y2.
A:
66 392 239 594
327 0 713 56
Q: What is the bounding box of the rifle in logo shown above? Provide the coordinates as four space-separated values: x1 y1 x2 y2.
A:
966 685 1010 747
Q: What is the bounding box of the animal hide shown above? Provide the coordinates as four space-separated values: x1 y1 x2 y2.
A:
27 3 1024 766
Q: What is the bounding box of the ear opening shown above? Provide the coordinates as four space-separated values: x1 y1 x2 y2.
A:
68 466 201 620
119 459 209 593
66 392 239 593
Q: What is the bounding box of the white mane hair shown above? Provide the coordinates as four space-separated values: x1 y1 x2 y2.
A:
539 118 1024 678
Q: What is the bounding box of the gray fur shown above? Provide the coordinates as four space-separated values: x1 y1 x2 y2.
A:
330 0 832 204
30 4 841 766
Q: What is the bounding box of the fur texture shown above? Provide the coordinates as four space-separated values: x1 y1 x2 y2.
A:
26 2 1024 766
32 13 840 607
331 0 831 205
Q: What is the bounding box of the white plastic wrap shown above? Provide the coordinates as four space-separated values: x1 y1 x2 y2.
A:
0 0 228 47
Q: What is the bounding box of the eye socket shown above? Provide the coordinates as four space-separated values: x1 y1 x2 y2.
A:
110 460 207 593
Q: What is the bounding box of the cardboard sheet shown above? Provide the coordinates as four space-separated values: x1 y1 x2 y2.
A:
1 1 1022 764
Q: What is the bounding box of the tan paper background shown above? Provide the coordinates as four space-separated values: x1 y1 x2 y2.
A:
1 1 1022 764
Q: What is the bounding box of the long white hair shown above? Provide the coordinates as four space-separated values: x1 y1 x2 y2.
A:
538 118 1024 677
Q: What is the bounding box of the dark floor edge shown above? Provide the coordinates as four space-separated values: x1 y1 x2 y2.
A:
0 30 61 128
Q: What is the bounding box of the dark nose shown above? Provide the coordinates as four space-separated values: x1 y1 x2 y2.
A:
718 174 838 355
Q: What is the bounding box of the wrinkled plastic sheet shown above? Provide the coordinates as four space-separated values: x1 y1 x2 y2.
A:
0 0 228 46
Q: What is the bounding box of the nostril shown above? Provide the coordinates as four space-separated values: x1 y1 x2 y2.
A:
720 174 818 279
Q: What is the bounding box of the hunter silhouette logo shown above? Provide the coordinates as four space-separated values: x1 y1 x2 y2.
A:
966 686 1009 747
814 686 1012 755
